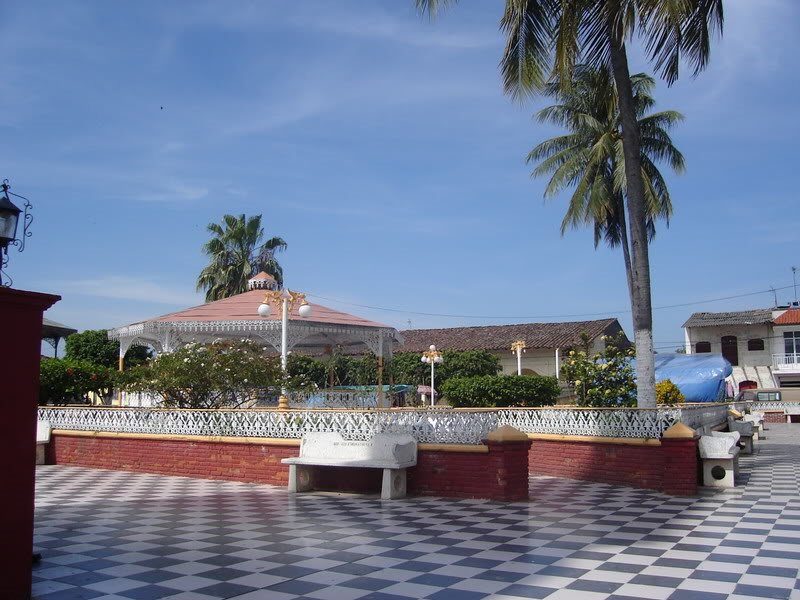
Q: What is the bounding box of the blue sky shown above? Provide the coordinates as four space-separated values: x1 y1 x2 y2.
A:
3 1 798 353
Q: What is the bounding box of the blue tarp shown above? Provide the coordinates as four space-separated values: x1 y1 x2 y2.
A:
647 353 732 402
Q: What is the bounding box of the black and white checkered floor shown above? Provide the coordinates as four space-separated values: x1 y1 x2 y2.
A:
33 424 800 600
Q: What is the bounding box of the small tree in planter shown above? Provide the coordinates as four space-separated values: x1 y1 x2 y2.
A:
120 340 283 409
561 334 636 407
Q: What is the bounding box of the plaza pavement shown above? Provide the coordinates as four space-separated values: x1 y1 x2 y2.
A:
32 423 800 600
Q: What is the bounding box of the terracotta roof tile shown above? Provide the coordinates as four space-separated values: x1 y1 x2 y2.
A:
775 308 800 325
399 318 623 352
682 309 774 329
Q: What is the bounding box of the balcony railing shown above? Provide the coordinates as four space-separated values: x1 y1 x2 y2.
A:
773 353 800 370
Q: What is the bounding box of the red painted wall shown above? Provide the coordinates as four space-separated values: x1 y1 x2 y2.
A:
1 288 60 600
764 411 786 424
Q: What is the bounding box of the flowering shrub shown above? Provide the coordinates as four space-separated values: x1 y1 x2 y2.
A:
121 340 283 409
39 358 117 405
560 334 636 407
441 375 560 408
656 379 685 405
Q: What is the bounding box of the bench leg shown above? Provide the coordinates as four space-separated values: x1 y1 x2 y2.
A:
381 468 407 500
702 458 736 489
36 444 45 466
288 465 314 493
740 437 754 455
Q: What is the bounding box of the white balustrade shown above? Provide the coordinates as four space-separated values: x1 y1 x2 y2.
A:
38 402 746 444
773 353 800 370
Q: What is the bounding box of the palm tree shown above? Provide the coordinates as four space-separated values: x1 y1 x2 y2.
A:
416 0 723 407
196 214 287 302
528 67 685 305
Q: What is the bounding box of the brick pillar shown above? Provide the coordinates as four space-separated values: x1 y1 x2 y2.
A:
0 287 60 600
661 422 699 496
484 425 533 502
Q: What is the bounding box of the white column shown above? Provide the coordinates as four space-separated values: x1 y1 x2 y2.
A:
516 348 523 376
281 296 289 371
555 347 560 381
377 334 385 408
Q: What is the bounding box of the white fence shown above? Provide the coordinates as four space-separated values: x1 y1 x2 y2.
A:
39 402 749 445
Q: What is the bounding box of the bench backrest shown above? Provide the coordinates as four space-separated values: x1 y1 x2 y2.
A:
699 433 737 459
299 432 417 464
37 420 51 444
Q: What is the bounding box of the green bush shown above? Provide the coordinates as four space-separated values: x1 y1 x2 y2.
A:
120 340 283 409
39 358 117 405
656 379 685 405
441 374 560 408
389 350 501 387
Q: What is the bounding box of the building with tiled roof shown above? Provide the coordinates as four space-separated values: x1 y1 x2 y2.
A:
683 304 800 390
400 318 628 378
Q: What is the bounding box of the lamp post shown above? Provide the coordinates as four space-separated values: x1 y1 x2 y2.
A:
257 288 312 409
0 179 33 287
511 340 527 376
421 344 443 407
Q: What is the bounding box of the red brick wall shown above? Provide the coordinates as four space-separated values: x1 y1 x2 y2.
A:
48 434 529 501
528 437 698 496
764 411 786 424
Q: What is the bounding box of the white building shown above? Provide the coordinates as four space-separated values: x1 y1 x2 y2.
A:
683 305 800 390
400 318 629 379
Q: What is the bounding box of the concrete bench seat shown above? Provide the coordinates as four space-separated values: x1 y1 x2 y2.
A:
728 416 755 454
743 412 766 439
36 420 51 465
699 431 740 488
282 432 417 500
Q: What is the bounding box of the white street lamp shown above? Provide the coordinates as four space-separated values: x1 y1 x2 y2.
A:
511 340 527 376
421 344 443 407
257 287 312 409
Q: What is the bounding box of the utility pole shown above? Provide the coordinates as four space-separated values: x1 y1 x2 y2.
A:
793 266 798 304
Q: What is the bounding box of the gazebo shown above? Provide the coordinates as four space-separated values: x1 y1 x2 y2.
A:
108 273 401 405
42 317 77 358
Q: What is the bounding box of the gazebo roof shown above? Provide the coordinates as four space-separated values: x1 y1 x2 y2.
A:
42 317 78 339
108 288 399 358
148 288 391 329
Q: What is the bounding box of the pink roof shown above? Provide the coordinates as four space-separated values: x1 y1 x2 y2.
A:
141 289 392 329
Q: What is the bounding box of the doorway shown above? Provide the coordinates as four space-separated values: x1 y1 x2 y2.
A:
721 336 739 366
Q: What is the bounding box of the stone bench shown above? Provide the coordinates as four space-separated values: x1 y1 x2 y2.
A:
36 420 51 465
282 432 417 500
742 412 766 439
728 416 755 454
699 431 740 488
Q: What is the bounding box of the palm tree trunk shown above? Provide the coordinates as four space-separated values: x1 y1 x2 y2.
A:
608 31 657 408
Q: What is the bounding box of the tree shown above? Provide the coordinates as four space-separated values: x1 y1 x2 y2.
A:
39 358 117 405
560 334 636 407
529 67 684 305
415 0 723 407
65 329 150 369
120 340 283 409
196 214 287 302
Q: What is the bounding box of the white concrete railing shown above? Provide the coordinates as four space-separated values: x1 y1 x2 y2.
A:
773 353 800 370
39 402 746 445
748 401 800 413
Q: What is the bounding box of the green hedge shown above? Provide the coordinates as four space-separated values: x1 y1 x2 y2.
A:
441 374 560 408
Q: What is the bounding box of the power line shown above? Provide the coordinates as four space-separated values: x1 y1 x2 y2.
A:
306 284 796 322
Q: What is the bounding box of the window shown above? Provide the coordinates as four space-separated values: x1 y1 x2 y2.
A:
757 392 781 402
748 339 765 351
695 342 711 353
785 331 800 356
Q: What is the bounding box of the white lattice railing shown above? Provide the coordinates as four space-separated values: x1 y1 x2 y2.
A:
38 407 496 445
39 402 746 444
749 401 800 413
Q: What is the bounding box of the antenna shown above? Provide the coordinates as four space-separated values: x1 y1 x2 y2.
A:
770 286 778 308
793 266 798 304
406 319 413 329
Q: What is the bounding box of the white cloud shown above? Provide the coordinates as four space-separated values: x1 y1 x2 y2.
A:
57 276 203 307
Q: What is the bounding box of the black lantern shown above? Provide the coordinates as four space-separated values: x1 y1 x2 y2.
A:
0 182 22 249
0 179 33 287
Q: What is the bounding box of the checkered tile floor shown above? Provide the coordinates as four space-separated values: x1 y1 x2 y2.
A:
33 424 800 600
